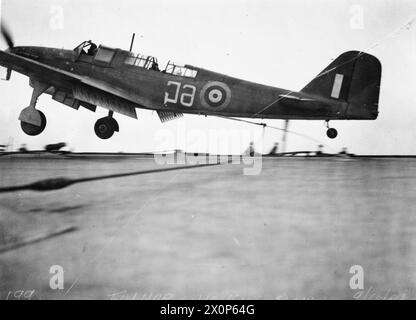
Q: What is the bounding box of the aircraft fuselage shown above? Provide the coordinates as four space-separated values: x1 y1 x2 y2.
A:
9 46 350 120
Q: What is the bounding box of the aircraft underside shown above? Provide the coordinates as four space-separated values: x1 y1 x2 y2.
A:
18 79 124 139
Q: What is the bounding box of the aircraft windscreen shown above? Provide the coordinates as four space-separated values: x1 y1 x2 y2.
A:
73 41 86 51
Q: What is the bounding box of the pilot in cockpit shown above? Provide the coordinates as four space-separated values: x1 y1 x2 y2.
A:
80 41 97 56
87 42 98 56
150 62 160 72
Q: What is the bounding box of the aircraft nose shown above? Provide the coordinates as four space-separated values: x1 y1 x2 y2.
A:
6 46 42 59
6 46 22 55
8 46 24 54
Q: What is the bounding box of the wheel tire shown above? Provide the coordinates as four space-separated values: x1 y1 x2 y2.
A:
109 117 119 132
94 117 115 139
20 110 47 136
326 128 338 139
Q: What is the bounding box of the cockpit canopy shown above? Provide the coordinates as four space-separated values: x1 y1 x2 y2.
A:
164 61 197 78
74 41 119 65
125 52 159 70
125 52 198 77
73 41 198 78
73 40 98 56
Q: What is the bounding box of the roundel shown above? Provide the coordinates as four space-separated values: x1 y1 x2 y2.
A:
200 81 232 110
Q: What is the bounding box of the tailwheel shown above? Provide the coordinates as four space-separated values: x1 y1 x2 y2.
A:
326 128 338 139
20 110 47 136
94 116 118 139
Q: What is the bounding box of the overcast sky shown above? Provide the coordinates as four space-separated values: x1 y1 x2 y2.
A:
0 0 415 154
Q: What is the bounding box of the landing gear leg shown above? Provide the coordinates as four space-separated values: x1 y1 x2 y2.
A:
325 120 338 139
94 111 119 139
19 80 49 136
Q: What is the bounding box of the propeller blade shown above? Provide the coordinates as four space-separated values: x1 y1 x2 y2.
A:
1 22 14 48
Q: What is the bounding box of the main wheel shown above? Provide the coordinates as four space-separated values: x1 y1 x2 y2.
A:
94 117 116 139
109 117 119 132
20 110 47 136
326 128 338 139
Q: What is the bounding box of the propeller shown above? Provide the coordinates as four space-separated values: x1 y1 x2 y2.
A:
1 22 14 49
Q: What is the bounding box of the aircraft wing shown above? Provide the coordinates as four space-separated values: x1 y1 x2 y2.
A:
0 50 145 116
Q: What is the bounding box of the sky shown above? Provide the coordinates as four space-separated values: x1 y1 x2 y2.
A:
0 0 415 154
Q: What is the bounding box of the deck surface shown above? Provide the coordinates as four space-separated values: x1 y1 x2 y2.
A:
0 154 415 299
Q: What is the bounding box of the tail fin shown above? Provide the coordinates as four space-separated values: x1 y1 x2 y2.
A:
301 51 381 119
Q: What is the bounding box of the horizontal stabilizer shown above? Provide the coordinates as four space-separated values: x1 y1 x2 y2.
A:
278 94 315 102
157 110 183 123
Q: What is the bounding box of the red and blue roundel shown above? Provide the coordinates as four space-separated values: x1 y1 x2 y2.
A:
200 81 232 110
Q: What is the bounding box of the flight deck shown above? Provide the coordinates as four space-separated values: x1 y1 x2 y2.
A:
0 153 415 299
